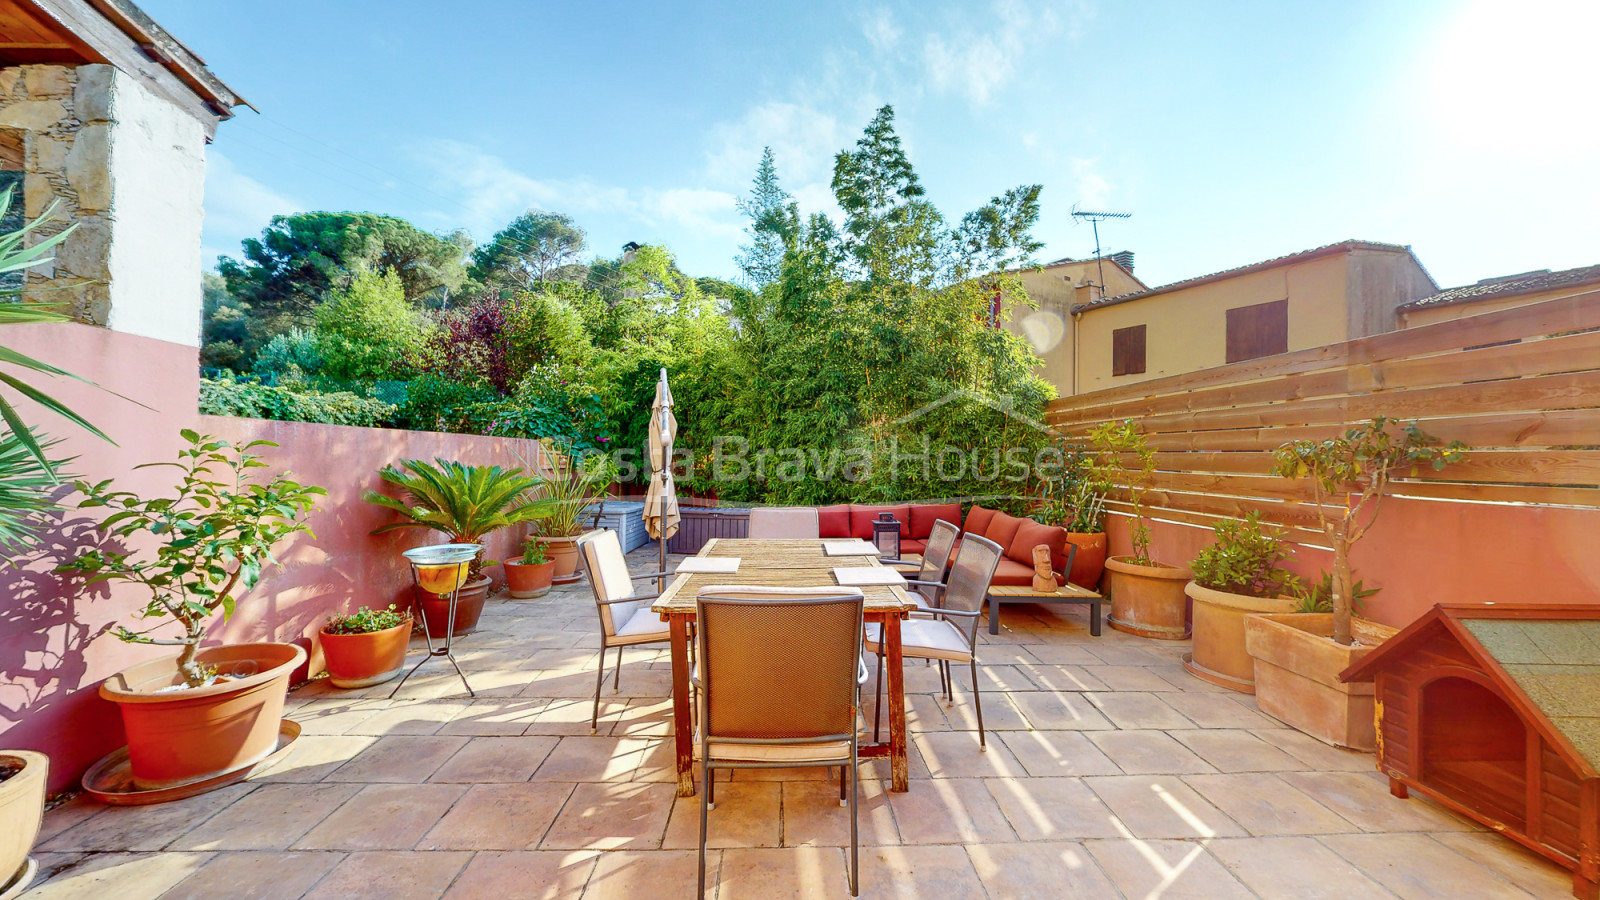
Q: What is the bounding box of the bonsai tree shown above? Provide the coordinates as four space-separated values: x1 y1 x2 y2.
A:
1190 511 1301 598
60 431 325 687
1087 419 1156 564
363 458 555 576
1273 416 1466 645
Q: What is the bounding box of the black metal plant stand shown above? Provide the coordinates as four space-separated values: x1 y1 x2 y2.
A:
391 544 479 699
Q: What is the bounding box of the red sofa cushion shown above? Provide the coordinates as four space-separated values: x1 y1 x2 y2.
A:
849 504 910 540
963 505 996 537
909 503 963 540
817 505 851 538
989 558 1038 586
1006 519 1069 574
983 512 1024 550
900 538 927 556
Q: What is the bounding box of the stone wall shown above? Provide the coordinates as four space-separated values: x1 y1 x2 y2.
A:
0 62 206 347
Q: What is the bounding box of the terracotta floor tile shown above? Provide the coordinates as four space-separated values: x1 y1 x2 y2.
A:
293 783 465 850
418 782 575 850
1168 728 1307 773
1079 665 1175 691
38 785 252 851
428 735 558 782
531 735 652 782
1083 775 1247 839
912 731 1025 779
436 699 548 735
168 783 362 850
1150 664 1235 692
1007 690 1115 730
987 776 1124 841
1086 730 1217 775
852 845 988 899
1084 838 1256 900
526 696 628 735
1183 773 1356 835
1084 691 1196 729
158 850 345 900
300 850 471 900
346 699 471 735
289 698 390 735
966 841 1123 899
610 696 677 736
34 797 105 844
934 689 1031 732
716 847 853 900
1082 644 1165 666
20 851 215 900
1250 727 1375 771
661 781 782 849
539 781 676 850
321 735 469 783
1431 832 1576 898
998 729 1121 778
585 848 712 900
782 778 901 847
1320 833 1543 899
1022 644 1104 666
1279 771 1476 832
1160 691 1278 729
250 734 376 783
1209 836 1395 898
887 776 1018 845
441 849 598 899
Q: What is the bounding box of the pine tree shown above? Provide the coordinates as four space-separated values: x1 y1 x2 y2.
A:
735 147 794 288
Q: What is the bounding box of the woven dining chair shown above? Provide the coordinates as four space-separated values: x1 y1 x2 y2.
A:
576 529 673 733
747 506 820 539
899 518 960 613
867 533 1004 749
693 585 868 897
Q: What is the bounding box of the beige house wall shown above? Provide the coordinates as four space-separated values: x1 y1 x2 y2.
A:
1398 283 1600 328
1003 259 1143 397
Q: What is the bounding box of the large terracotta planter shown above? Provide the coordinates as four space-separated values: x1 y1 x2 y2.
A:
1184 582 1297 693
1104 556 1192 640
0 750 45 894
504 560 556 599
544 536 582 582
1065 532 1107 589
1243 613 1398 750
99 642 305 791
414 574 490 638
320 619 413 689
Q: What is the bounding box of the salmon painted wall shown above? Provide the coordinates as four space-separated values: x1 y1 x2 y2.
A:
0 323 553 791
1105 498 1600 628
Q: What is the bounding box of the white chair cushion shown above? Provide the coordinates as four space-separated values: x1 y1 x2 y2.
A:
612 607 671 645
864 618 971 663
695 737 853 764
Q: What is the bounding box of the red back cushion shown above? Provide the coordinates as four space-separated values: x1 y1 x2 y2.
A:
984 512 1024 550
963 505 997 537
816 505 851 539
849 504 910 540
1006 520 1068 572
908 503 963 540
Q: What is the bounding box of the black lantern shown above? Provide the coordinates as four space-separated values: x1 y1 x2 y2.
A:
872 512 901 560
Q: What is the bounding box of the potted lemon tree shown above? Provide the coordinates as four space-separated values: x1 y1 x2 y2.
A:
61 431 324 792
1092 420 1192 639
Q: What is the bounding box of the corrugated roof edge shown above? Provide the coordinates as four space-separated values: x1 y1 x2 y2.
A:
1070 240 1416 315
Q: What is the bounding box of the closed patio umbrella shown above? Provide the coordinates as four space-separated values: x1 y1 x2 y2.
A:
643 368 679 580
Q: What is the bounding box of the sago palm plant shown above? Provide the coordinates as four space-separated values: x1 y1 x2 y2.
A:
363 459 556 576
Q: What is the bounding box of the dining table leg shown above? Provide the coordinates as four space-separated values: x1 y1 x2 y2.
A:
885 612 908 792
669 615 695 798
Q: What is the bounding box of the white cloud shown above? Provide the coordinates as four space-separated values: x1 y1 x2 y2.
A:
921 0 1076 106
861 8 903 53
1071 157 1111 209
639 187 742 241
704 101 846 190
201 150 301 262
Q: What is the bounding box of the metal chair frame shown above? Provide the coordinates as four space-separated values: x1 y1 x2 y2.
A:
576 530 673 733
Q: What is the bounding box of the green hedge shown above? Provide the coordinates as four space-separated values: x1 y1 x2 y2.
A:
200 378 397 428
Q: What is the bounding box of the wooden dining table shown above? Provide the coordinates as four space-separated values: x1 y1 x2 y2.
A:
651 537 919 798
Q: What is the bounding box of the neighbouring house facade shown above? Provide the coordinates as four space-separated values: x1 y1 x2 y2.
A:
1063 240 1438 395
1396 262 1600 329
1000 253 1145 396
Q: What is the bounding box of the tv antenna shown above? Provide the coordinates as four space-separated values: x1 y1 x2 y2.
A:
1071 207 1132 296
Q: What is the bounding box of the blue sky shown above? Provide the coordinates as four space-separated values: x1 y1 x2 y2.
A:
144 0 1599 291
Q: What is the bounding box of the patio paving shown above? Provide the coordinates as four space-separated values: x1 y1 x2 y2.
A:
23 547 1577 899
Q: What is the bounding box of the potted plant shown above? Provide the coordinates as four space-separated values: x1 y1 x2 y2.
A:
60 431 324 791
1244 417 1466 748
504 538 556 599
1184 512 1302 693
320 605 413 689
1091 420 1191 639
0 750 45 896
1036 444 1109 589
528 441 616 582
363 458 553 637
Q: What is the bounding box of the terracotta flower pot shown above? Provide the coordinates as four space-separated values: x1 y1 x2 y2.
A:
1104 556 1192 640
543 535 582 582
98 642 305 791
1065 532 1107 589
0 750 45 894
320 618 413 689
1184 582 1297 693
504 560 557 599
1243 612 1398 750
414 574 490 638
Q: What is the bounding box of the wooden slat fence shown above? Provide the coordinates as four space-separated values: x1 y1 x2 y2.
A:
1045 289 1600 543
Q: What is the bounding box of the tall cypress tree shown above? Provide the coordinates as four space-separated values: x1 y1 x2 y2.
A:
734 147 794 288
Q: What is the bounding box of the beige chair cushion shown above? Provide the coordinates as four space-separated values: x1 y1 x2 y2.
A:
747 507 821 539
695 738 853 764
864 618 972 663
696 584 863 601
581 530 642 635
613 608 671 645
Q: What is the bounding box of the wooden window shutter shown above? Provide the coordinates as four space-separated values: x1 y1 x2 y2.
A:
1111 324 1146 376
1226 299 1288 363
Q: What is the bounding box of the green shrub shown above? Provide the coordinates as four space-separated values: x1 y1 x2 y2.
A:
392 374 497 432
200 377 396 427
1190 512 1301 598
324 604 410 635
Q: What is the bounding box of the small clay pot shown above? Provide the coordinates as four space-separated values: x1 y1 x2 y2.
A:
1065 532 1107 589
504 560 557 598
543 536 583 582
320 618 413 689
413 575 491 638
